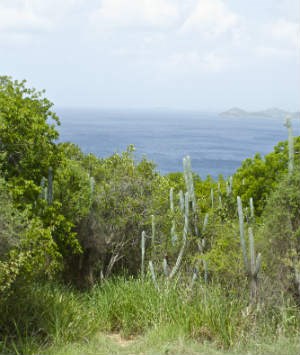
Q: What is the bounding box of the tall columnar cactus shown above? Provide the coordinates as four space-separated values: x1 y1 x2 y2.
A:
237 196 248 270
183 155 198 237
295 262 300 299
170 187 177 245
284 116 294 175
217 182 222 207
237 196 262 303
40 177 47 200
183 156 195 207
248 227 262 301
148 260 159 290
47 167 53 205
141 231 146 279
210 188 214 209
249 197 255 223
151 214 156 259
178 190 184 212
168 192 189 279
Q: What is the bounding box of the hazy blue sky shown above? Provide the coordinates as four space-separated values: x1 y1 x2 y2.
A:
1 0 299 111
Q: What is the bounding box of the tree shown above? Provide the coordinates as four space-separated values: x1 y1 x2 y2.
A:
233 137 300 215
0 76 61 204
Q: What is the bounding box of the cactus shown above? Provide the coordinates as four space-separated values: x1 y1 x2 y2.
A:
149 261 159 290
210 188 214 209
47 167 53 205
237 196 248 271
295 263 300 299
178 190 184 212
40 177 47 200
90 176 95 195
169 192 189 279
284 116 294 175
170 187 177 245
183 156 195 207
141 231 146 279
151 214 156 259
218 182 222 207
202 213 209 233
183 155 198 237
249 197 255 223
248 227 262 302
226 176 233 196
151 214 155 244
163 256 169 277
237 196 262 303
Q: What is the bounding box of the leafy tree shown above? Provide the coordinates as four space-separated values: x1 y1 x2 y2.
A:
233 137 300 215
261 170 300 298
0 76 61 204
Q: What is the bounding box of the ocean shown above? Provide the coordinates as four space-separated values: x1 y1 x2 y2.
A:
56 108 298 179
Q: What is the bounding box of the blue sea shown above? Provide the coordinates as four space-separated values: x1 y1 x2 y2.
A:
56 108 299 179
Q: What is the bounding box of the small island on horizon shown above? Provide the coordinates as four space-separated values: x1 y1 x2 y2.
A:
220 107 300 119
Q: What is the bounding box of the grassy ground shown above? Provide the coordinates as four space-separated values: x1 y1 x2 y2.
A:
44 329 300 355
1 279 299 354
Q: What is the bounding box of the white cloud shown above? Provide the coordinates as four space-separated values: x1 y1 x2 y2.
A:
0 5 52 33
180 0 239 37
90 0 180 31
254 45 294 59
167 50 228 74
267 19 300 49
0 0 86 34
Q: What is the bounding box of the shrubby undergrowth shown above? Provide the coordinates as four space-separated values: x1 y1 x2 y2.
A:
0 77 300 354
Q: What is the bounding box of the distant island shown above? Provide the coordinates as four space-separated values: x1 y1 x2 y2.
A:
220 107 300 119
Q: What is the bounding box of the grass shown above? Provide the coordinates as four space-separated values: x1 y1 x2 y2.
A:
40 329 300 355
0 278 299 354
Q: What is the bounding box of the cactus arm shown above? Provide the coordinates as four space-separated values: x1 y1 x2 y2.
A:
141 231 146 278
284 116 294 175
47 167 53 205
179 190 184 212
254 253 262 277
248 227 255 276
237 196 248 272
169 192 189 279
149 261 159 290
170 188 177 244
163 257 169 277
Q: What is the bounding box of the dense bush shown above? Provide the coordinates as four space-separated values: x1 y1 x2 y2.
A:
1 77 300 354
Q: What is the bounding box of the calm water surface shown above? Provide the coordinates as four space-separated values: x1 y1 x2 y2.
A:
57 108 298 179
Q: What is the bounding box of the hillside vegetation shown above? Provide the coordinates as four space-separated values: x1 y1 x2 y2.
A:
0 77 299 354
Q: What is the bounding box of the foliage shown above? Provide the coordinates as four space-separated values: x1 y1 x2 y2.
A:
0 76 61 204
261 170 300 298
233 137 300 215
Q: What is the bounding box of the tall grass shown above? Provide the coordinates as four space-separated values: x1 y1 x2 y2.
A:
1 278 299 354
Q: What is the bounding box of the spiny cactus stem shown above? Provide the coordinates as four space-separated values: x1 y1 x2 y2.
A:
151 215 155 245
141 231 146 279
179 190 184 212
285 116 294 175
149 261 159 291
203 259 208 284
202 213 209 233
163 257 169 277
47 167 53 205
254 253 262 277
249 227 255 275
249 197 254 221
171 221 177 245
169 192 189 279
170 187 174 211
237 196 248 271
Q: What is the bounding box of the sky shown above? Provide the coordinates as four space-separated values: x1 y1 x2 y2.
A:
0 0 299 111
